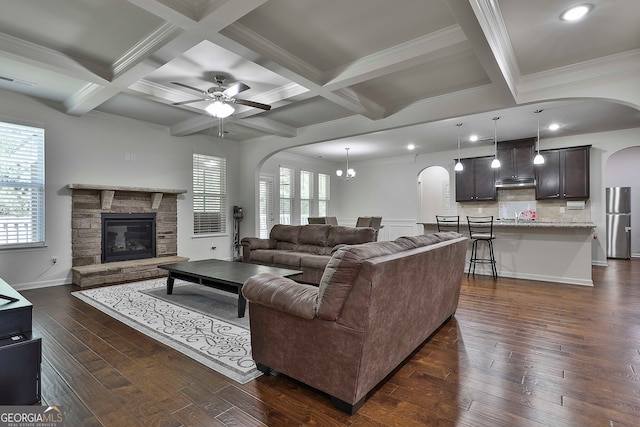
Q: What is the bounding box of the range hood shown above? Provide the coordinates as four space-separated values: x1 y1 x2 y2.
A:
495 178 536 188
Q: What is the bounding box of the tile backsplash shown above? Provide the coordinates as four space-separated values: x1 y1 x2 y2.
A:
456 188 592 222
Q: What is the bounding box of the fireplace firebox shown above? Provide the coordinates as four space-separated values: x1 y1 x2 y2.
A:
101 213 156 263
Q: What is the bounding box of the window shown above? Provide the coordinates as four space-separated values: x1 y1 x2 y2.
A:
193 153 226 234
279 166 294 224
0 121 45 248
318 173 330 216
300 170 314 224
259 175 274 238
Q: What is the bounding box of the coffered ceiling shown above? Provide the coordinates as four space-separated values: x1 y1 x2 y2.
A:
0 0 638 161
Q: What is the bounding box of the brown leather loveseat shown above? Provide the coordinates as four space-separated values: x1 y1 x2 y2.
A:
241 224 376 284
242 232 468 413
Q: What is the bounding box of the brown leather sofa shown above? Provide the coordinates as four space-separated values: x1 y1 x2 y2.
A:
241 224 376 284
242 232 468 413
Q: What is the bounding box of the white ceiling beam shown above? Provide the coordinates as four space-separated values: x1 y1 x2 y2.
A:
169 114 216 136
0 32 108 84
446 0 518 105
232 116 297 137
323 25 469 90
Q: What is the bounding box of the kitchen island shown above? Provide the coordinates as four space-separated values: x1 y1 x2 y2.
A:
421 221 596 286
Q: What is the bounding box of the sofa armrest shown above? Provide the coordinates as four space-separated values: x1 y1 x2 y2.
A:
243 273 318 319
240 237 276 250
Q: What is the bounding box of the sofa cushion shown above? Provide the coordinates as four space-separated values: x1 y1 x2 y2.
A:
300 253 332 270
273 251 304 268
316 241 405 321
270 224 302 244
249 249 294 264
327 226 376 247
298 224 331 247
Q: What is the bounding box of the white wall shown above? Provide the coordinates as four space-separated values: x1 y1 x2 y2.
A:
0 92 240 289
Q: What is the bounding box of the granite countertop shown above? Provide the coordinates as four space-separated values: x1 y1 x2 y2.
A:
492 220 595 228
419 221 596 229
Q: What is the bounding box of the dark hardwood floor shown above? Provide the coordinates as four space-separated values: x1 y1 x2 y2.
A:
20 259 640 426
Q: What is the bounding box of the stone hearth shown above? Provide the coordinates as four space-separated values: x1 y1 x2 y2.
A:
69 184 188 287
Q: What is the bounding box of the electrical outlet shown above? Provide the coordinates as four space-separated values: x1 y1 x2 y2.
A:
51 256 58 264
477 207 483 213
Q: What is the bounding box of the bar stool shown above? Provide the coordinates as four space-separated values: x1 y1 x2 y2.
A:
466 215 497 279
435 215 460 233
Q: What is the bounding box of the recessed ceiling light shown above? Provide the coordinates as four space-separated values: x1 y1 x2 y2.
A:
407 144 415 150
469 134 479 142
548 123 560 131
561 4 593 21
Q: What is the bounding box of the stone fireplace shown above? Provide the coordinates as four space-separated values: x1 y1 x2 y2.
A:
68 184 188 287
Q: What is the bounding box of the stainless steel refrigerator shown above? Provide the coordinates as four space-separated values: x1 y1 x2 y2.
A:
606 187 631 259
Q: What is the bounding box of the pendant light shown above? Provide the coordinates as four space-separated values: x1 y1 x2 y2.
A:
533 109 545 165
454 123 464 171
490 117 501 169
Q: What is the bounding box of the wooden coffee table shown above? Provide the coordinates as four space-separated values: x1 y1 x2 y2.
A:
158 259 302 318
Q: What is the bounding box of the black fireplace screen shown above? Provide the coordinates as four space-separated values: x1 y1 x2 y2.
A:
101 213 156 263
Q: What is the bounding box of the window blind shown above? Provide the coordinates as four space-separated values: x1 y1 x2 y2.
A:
193 153 226 234
0 121 45 247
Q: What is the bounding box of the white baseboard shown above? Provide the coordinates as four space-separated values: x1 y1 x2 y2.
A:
13 278 71 291
467 266 593 286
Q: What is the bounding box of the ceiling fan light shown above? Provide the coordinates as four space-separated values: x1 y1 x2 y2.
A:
205 100 234 118
347 169 356 178
336 170 343 177
455 160 464 171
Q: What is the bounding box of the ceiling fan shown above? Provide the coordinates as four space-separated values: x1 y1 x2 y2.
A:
170 74 271 118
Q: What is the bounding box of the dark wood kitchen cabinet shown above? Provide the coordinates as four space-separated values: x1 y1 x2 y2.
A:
496 138 535 183
455 156 496 202
535 145 590 200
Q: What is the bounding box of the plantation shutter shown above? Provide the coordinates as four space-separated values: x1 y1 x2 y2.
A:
318 173 330 216
259 176 274 238
193 153 226 234
279 166 294 224
0 121 45 247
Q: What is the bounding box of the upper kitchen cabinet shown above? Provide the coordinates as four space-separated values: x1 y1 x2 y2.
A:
455 156 496 202
496 138 535 186
535 146 591 200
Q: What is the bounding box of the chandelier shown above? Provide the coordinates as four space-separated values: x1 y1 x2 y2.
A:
336 147 356 180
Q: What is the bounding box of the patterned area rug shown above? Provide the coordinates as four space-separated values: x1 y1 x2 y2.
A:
73 278 261 384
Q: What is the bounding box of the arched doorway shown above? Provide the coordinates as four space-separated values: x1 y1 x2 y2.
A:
418 166 451 223
605 146 640 257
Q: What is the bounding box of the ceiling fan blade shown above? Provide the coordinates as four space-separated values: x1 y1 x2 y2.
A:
171 98 205 106
234 98 271 111
223 82 250 98
170 81 206 94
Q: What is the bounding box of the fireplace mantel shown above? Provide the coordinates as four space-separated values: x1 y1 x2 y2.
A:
68 184 187 210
